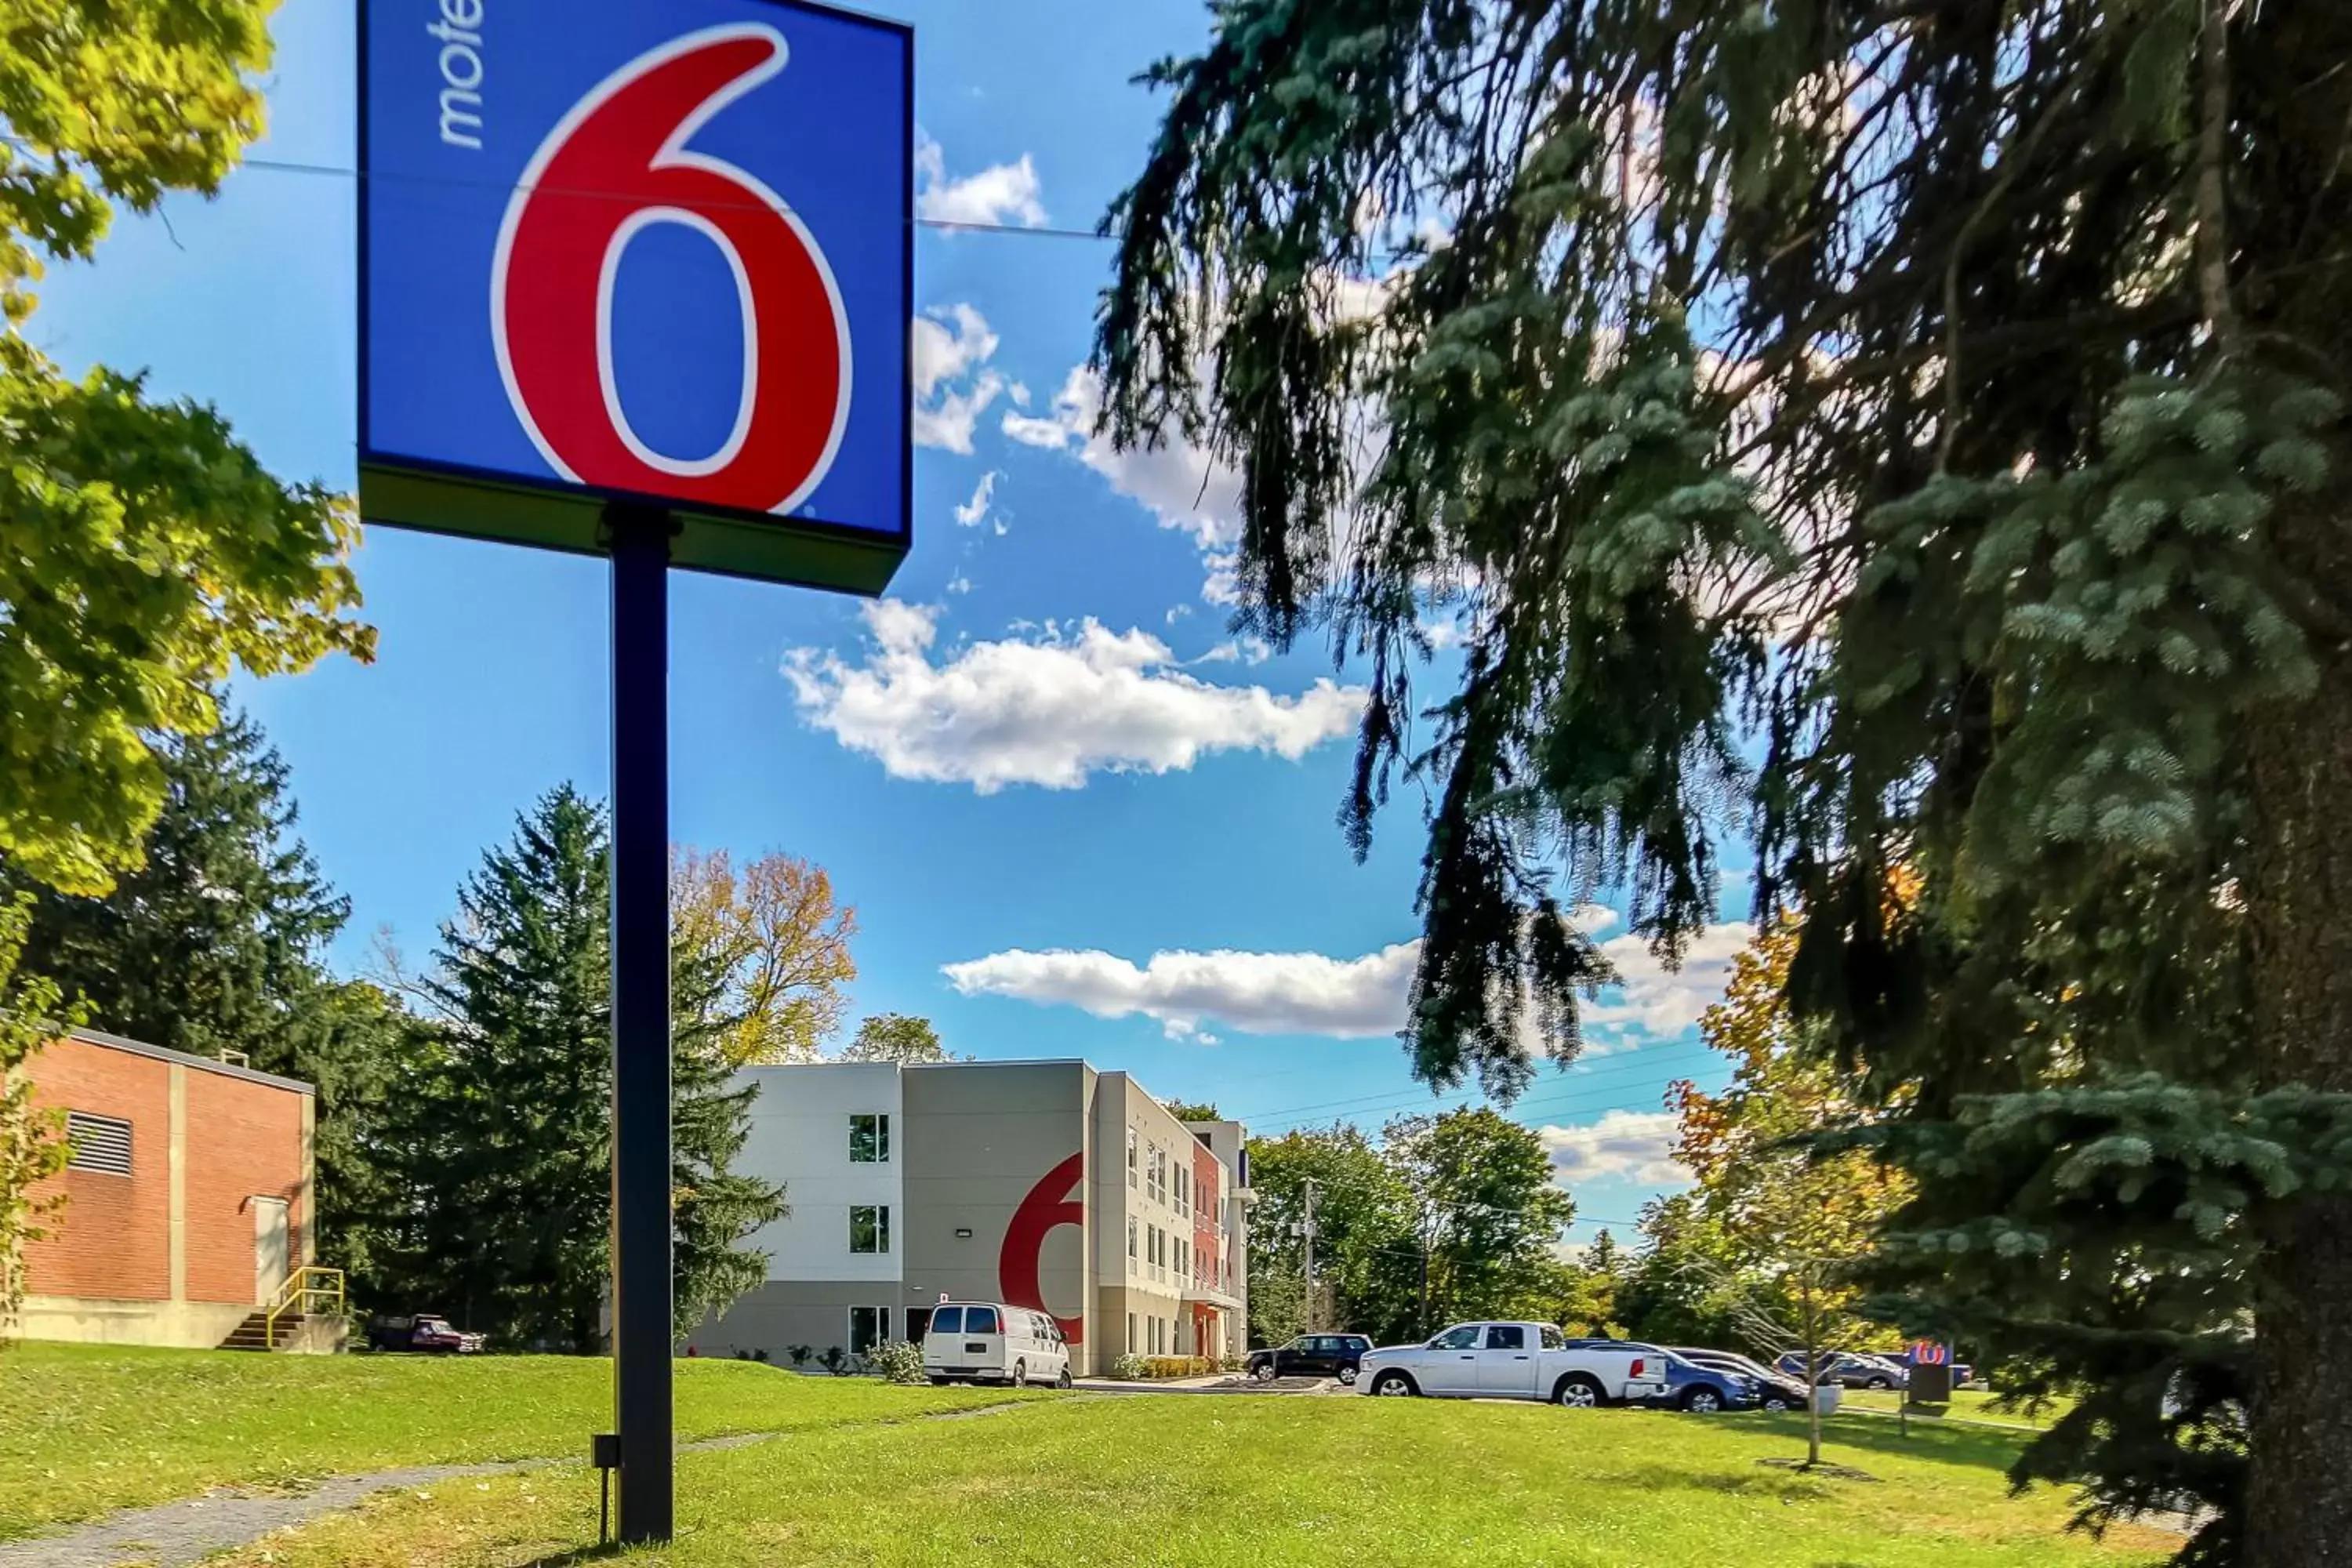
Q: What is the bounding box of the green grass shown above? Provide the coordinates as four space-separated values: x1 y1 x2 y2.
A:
204 1397 2175 1568
0 1343 1044 1541
1842 1388 2076 1429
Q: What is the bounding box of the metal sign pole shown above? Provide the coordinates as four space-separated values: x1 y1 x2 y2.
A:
607 503 674 1544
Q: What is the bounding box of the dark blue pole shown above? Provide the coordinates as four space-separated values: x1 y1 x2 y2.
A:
606 503 673 1544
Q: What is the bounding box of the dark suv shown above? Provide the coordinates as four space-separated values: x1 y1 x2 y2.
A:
1248 1333 1375 1385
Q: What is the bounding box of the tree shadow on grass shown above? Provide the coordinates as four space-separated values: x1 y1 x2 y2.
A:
1615 1464 1838 1504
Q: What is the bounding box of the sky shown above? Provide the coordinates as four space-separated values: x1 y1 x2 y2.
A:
31 0 1761 1240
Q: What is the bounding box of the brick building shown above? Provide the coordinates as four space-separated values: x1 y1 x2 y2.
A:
17 1029 318 1348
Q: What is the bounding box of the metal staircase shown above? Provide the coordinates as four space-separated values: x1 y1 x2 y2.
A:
219 1265 346 1352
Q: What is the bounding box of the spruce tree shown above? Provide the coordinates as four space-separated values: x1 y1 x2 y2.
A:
4 709 412 1281
1097 4 2352 1559
398 786 783 1350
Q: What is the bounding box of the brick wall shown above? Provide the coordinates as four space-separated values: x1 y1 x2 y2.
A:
20 1033 310 1310
183 1069 307 1305
21 1037 172 1301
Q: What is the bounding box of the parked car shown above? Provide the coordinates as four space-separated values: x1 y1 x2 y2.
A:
366 1313 485 1353
1248 1333 1375 1385
922 1301 1072 1388
1352 1321 1668 1406
1671 1348 1809 1412
1642 1350 1760 1413
1777 1351 1906 1389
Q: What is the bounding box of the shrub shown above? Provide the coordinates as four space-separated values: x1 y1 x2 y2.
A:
819 1345 849 1376
1143 1356 1215 1380
866 1338 924 1384
786 1345 812 1368
1111 1353 1150 1381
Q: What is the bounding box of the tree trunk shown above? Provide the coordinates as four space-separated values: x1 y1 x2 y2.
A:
2239 10 2352 1565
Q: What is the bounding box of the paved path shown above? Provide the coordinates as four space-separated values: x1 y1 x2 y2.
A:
0 1400 1038 1567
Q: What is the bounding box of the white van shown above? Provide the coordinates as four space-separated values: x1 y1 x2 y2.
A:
923 1301 1072 1388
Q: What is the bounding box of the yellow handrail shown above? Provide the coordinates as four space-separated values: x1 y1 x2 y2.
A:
264 1265 347 1348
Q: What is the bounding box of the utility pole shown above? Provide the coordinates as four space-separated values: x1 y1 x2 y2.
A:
1301 1178 1319 1334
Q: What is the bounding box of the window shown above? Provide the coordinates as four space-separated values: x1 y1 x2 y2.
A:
1127 1215 1138 1274
1127 1127 1138 1187
1541 1325 1569 1351
65 1112 132 1176
1175 1239 1188 1279
1432 1324 1482 1351
848 1113 890 1163
1127 1313 1137 1352
965 1305 1000 1334
1486 1325 1528 1351
849 1305 891 1356
931 1306 964 1335
848 1204 891 1254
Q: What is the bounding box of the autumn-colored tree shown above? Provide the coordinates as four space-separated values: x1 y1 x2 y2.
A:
1663 906 1914 1464
670 849 857 1065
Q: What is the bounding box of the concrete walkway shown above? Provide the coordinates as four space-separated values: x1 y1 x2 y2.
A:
0 1400 1040 1568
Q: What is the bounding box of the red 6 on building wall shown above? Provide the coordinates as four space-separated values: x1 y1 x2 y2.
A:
999 1152 1084 1344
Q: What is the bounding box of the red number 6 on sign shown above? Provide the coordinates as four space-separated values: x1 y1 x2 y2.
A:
492 24 850 514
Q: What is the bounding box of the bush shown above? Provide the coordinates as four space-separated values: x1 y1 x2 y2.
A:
1144 1356 1216 1380
866 1338 924 1384
1111 1353 1150 1381
786 1345 812 1368
818 1345 849 1376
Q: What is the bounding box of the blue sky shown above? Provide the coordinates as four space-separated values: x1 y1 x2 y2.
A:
31 0 1757 1241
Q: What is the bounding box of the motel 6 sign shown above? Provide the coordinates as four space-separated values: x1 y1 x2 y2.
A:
358 0 912 591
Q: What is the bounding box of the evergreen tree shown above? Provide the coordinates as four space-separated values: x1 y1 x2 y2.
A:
1097 3 2352 1556
394 787 783 1350
4 710 412 1282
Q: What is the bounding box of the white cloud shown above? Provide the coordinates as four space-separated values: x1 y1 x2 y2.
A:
999 367 1245 606
954 470 1000 529
916 132 1047 229
1538 1109 1692 1186
1196 636 1272 667
946 574 974 596
942 908 1753 1051
783 601 1364 793
943 942 1420 1041
1584 920 1756 1040
911 305 1004 455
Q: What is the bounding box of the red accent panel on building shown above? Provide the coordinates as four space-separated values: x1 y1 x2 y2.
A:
21 1038 171 1301
1191 1143 1219 1293
182 1069 307 1305
1000 1151 1086 1343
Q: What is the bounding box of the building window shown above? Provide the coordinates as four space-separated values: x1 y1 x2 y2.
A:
1127 1127 1138 1187
1127 1215 1138 1274
1127 1313 1137 1352
849 1204 891 1254
1175 1166 1188 1218
65 1112 132 1177
848 1112 890 1163
850 1305 892 1356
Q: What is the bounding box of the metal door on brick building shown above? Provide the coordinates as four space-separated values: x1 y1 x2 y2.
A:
252 1196 290 1304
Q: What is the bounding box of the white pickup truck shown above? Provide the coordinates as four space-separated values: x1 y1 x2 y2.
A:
1350 1321 1668 1406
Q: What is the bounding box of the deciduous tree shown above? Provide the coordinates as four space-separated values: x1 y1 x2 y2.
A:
0 898 75 1344
0 0 372 898
836 1014 964 1065
671 848 855 1065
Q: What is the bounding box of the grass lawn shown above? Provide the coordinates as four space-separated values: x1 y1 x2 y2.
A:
1842 1388 2077 1429
0 1343 1043 1541
205 1396 2176 1568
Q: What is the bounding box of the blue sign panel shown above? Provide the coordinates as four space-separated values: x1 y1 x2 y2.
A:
360 0 911 591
